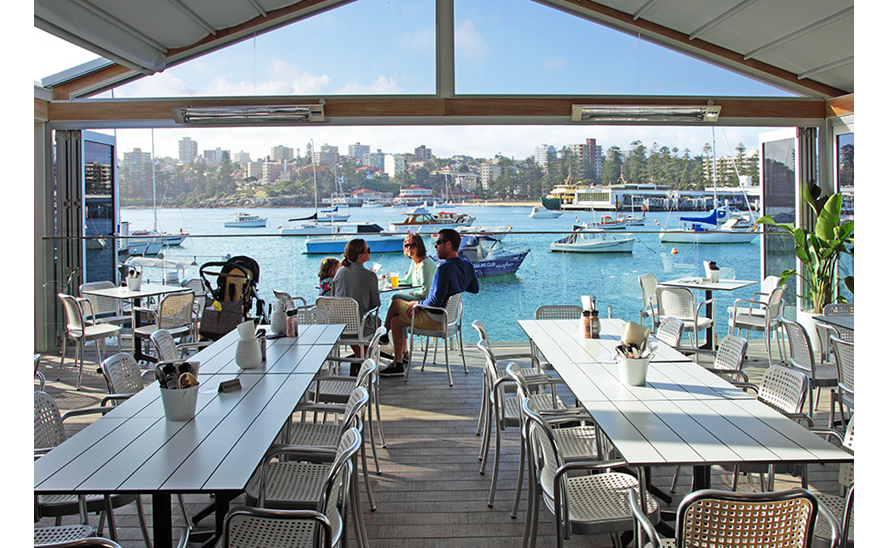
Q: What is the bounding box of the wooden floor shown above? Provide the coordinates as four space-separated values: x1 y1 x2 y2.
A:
34 336 847 547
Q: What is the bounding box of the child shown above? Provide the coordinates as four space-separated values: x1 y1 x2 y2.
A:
318 257 340 296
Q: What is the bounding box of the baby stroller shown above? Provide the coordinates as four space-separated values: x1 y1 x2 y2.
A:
198 256 264 340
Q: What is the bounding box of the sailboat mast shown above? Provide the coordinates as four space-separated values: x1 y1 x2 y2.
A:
311 139 318 216
151 128 158 232
711 127 718 209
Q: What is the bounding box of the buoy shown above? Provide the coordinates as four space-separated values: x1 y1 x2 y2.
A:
671 248 678 254
655 220 660 226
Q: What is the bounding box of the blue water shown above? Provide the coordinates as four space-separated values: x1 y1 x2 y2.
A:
122 205 767 342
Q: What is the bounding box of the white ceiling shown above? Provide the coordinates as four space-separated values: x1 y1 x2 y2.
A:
35 0 853 97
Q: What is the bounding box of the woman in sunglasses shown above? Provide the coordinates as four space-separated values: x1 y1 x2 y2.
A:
394 232 437 301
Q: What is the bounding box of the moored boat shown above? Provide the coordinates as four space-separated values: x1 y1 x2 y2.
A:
584 216 628 230
529 206 563 219
278 222 387 237
318 206 351 222
659 209 758 244
303 233 404 254
550 227 635 253
449 234 529 277
224 212 267 228
387 208 475 233
131 229 188 246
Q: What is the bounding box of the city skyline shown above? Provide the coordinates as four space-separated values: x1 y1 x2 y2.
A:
33 0 793 163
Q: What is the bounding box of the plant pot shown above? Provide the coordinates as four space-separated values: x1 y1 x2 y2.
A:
796 308 823 355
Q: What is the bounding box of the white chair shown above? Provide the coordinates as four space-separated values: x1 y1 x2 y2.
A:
811 416 854 548
132 290 195 359
829 336 854 430
315 296 380 360
521 397 659 548
730 284 785 366
80 281 131 350
530 304 584 369
654 316 684 348
404 292 467 386
655 286 712 351
97 353 155 405
34 391 151 547
150 328 211 362
243 427 362 548
782 318 838 420
58 294 122 389
274 289 307 311
638 273 660 330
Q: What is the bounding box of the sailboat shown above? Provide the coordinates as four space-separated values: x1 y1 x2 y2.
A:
278 146 351 235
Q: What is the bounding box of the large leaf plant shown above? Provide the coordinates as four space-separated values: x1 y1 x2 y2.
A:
756 181 854 314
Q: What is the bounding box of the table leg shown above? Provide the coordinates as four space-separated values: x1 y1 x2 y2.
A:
152 493 173 548
692 465 711 491
197 491 235 548
704 290 715 350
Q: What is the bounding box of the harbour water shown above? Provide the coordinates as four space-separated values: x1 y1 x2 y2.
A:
123 205 775 343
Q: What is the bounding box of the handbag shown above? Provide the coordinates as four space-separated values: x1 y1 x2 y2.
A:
200 299 244 340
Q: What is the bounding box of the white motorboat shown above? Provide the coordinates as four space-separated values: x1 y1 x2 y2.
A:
584 215 628 230
224 212 267 227
659 215 758 244
550 228 635 253
318 206 351 222
279 222 387 237
387 208 475 233
529 206 563 219
362 200 383 208
130 229 188 246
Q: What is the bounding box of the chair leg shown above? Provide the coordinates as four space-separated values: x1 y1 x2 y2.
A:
511 424 526 519
58 336 68 381
459 329 468 374
75 340 85 390
670 466 681 493
359 432 377 510
445 342 453 387
373 379 387 449
479 398 493 472
487 420 502 507
476 373 488 436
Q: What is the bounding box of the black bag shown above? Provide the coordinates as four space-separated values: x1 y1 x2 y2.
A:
200 300 245 341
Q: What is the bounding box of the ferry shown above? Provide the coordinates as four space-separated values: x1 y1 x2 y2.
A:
541 181 578 210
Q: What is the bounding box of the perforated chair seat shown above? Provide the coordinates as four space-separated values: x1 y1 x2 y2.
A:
244 462 330 509
552 425 600 461
810 362 840 387
217 508 335 548
307 378 355 403
814 493 854 547
502 393 565 426
34 525 95 547
288 422 341 448
557 472 657 533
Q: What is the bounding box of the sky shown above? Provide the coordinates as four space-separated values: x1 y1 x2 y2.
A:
30 0 803 163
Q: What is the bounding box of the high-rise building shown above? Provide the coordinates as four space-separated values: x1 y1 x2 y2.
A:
246 161 263 180
178 137 198 164
385 154 405 178
348 142 370 160
314 143 339 165
123 147 152 183
570 138 604 179
202 147 229 164
534 144 555 170
414 145 432 161
270 145 294 161
262 161 285 185
479 162 501 190
363 149 385 170
233 151 251 164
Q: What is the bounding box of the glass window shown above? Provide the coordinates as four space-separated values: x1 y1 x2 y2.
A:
761 137 796 305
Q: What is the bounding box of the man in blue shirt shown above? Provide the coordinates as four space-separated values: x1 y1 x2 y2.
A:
380 229 479 377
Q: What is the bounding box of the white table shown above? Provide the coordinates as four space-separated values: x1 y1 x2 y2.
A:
80 283 189 361
34 323 345 548
518 318 853 495
659 277 757 349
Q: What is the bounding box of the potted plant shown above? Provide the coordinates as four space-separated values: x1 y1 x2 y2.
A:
756 181 853 344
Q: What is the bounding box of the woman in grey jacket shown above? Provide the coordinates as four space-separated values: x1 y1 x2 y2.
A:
331 238 381 372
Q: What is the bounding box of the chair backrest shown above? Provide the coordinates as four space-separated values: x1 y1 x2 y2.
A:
757 364 808 416
319 428 361 520
639 273 659 312
100 353 145 396
765 285 786 316
656 286 696 321
34 391 66 450
79 281 121 320
675 488 820 548
182 277 209 297
782 319 816 375
316 296 361 335
444 292 463 328
839 415 854 489
340 386 370 434
157 291 195 330
712 334 748 373
295 306 330 326
223 508 333 548
471 319 490 348
58 293 87 332
354 358 379 392
521 397 563 504
830 336 854 395
655 317 684 348
823 303 853 316
150 329 180 362
761 275 781 296
535 304 583 320
814 322 840 365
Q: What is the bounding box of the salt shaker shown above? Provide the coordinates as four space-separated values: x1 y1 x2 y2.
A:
286 309 298 337
589 310 600 339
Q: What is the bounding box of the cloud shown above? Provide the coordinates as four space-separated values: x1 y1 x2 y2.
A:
337 76 403 95
203 61 331 96
543 58 568 72
402 28 434 52
455 19 490 62
115 71 194 97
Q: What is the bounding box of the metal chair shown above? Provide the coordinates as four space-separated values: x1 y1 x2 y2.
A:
811 415 854 548
476 341 574 510
300 357 385 484
243 427 362 548
405 292 466 386
34 533 127 548
654 286 712 351
654 316 684 348
526 304 584 370
630 487 834 548
133 290 195 359
97 353 155 406
34 391 151 548
58 294 122 389
638 273 660 330
295 306 329 326
782 318 839 419
150 328 211 362
729 364 813 491
79 281 131 351
315 296 380 358
35 353 46 391
471 319 551 436
285 387 374 547
220 507 336 548
273 289 307 311
522 397 659 548
829 336 854 430
730 283 786 366
506 362 600 519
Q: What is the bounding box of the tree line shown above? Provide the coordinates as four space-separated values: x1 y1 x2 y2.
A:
119 140 758 207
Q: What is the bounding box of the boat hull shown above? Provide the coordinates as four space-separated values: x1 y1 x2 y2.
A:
659 230 758 244
127 240 164 255
471 250 529 277
530 207 563 219
304 235 404 254
386 221 473 234
541 197 561 210
550 236 635 253
224 219 267 227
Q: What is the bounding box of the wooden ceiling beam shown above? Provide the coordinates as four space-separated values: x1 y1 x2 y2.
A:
826 93 853 118
45 95 826 124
